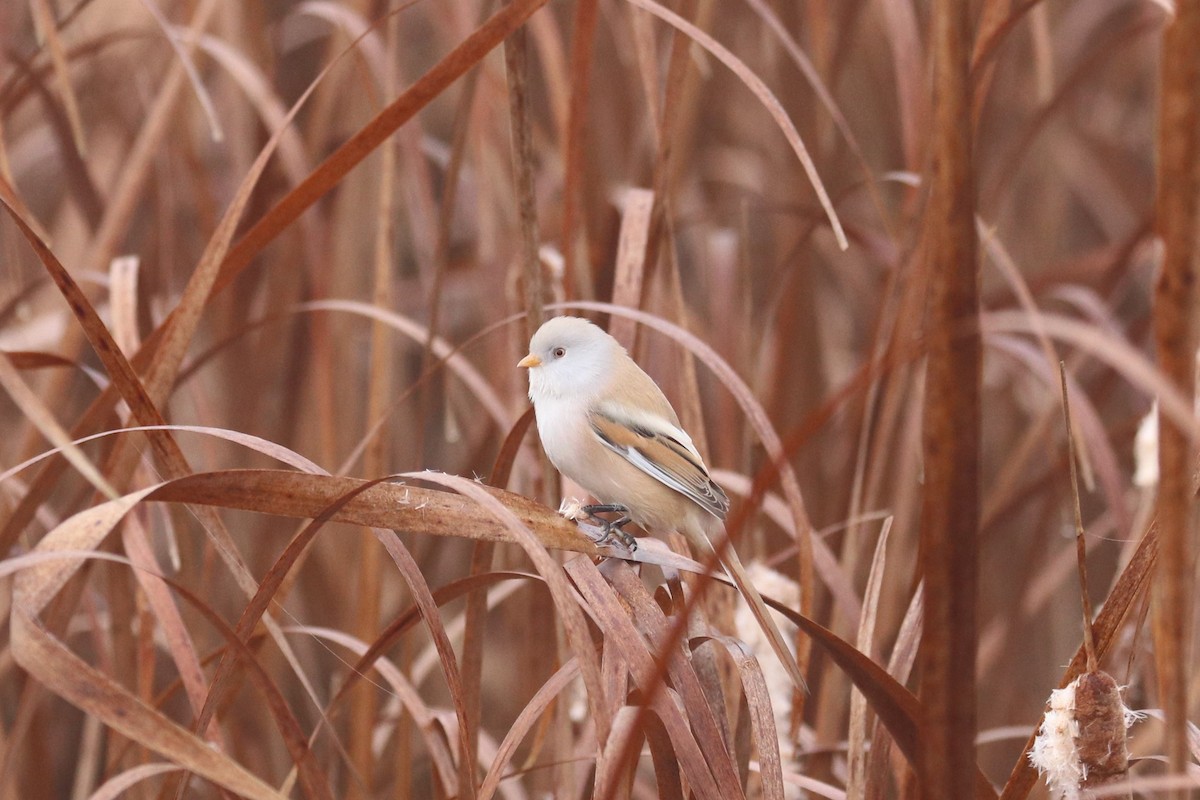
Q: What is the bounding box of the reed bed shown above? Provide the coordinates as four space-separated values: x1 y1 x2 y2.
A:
0 1 1196 798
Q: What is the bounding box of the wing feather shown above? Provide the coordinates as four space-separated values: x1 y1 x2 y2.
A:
589 406 730 520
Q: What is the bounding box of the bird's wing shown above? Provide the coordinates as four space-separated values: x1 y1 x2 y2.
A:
589 402 730 520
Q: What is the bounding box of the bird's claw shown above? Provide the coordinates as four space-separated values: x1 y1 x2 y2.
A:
594 524 638 551
580 503 638 552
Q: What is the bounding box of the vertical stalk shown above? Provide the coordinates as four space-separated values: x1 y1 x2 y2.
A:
919 2 980 797
562 0 599 299
504 16 561 796
1154 0 1200 791
506 24 543 340
348 10 402 797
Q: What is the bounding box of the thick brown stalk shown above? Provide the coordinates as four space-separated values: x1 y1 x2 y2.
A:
1153 0 1200 790
918 1 981 798
561 0 599 298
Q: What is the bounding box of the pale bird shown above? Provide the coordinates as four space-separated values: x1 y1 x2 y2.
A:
519 315 806 691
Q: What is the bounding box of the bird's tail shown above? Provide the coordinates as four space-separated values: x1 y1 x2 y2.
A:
692 525 808 693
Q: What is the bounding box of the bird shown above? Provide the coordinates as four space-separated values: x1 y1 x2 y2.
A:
518 315 806 692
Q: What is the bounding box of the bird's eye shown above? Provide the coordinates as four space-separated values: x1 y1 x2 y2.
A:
552 347 566 358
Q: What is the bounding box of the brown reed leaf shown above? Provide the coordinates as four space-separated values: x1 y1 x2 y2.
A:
689 633 786 800
8 486 283 800
28 0 87 156
846 517 892 796
605 561 748 796
477 659 581 800
622 0 847 251
215 0 554 295
567 556 736 800
609 188 655 350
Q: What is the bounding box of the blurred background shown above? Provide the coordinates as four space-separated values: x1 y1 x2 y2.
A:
0 0 1187 797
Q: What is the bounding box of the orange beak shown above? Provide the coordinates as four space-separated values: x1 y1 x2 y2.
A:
517 354 542 369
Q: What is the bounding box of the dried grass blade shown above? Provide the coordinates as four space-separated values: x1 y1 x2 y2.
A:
139 5 332 414
712 469 860 621
982 335 1127 539
642 708 685 800
506 22 544 339
874 0 925 170
566 557 731 800
295 626 461 796
622 0 846 250
970 0 1041 77
135 468 621 556
290 2 388 80
846 517 892 797
0 351 116 500
8 487 283 800
0 186 280 640
978 222 1098 490
216 0 554 293
372 527 476 800
107 256 140 356
605 561 745 796
0 187 180 463
0 350 82 371
348 10 403 789
460 536 496 797
138 0 223 140
628 8 660 136
163 581 335 800
690 634 785 800
400 471 611 744
477 659 580 800
766 766 847 799
490 408 536 489
298 299 512 430
0 424 324 485
740 0 895 240
120 517 213 738
970 0 1018 123
186 32 313 189
609 188 655 350
761 595 998 799
89 0 221 266
188 479 391 786
6 48 102 226
982 310 1199 438
594 705 645 800
87 763 184 800
29 0 87 154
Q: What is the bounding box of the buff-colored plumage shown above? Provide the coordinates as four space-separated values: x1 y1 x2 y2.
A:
519 316 806 691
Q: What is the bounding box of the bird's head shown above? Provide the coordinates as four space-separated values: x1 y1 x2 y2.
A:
518 316 621 402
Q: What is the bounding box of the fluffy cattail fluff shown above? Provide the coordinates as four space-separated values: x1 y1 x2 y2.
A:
1030 671 1138 799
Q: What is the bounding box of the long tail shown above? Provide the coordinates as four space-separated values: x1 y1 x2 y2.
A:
688 525 808 693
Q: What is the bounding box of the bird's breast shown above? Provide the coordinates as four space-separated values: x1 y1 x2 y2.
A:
533 397 697 532
533 399 594 479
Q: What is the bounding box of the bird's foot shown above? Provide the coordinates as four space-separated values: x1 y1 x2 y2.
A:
580 503 638 551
